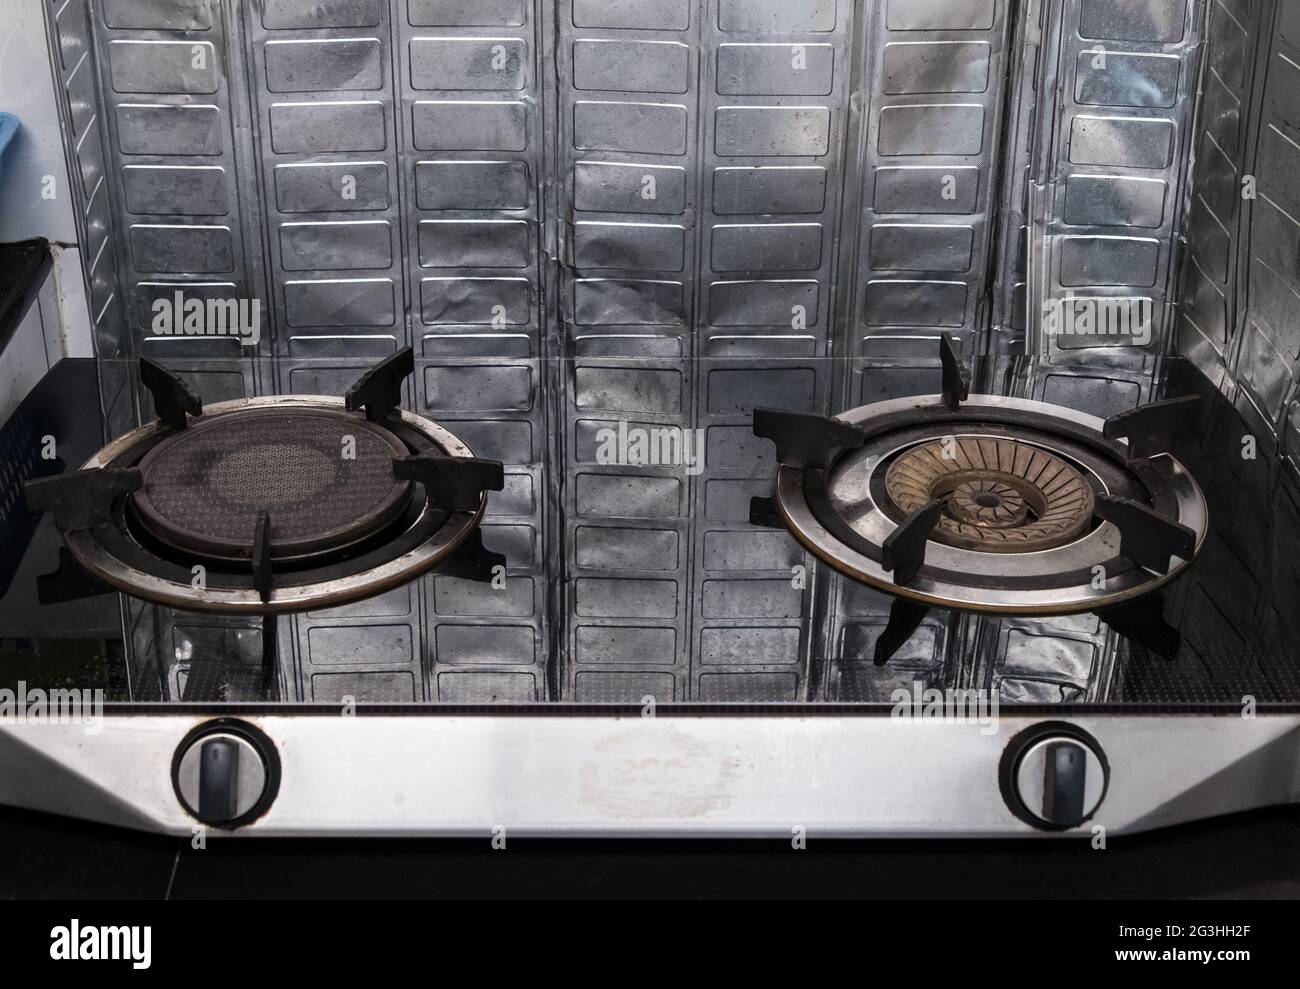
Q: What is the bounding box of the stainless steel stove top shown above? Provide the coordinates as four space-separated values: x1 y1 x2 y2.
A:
4 353 1297 710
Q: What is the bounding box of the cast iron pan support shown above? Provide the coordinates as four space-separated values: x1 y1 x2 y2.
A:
874 597 932 667
22 468 144 605
881 500 944 587
435 528 508 583
939 332 968 412
393 453 507 583
251 511 273 605
752 408 867 471
23 467 143 531
140 357 202 430
1093 495 1196 575
1096 595 1183 662
393 453 504 512
748 495 787 529
751 407 870 538
1102 395 1200 459
346 346 415 422
251 511 279 699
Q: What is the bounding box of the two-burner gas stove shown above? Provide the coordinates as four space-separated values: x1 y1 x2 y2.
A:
3 340 1296 838
4 0 1300 839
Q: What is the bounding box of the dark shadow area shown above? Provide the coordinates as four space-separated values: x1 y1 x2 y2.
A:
0 802 1297 899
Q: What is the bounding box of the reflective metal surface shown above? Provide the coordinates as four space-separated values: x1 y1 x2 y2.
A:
4 0 1291 707
0 712 1296 836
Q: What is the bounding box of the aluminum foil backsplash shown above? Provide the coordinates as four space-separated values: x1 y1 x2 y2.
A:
39 0 1300 703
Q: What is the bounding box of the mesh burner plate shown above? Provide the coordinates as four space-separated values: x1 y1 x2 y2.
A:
131 409 412 562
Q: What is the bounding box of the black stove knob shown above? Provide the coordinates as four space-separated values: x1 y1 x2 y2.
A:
1000 724 1108 831
1040 741 1088 826
172 721 279 828
197 738 241 822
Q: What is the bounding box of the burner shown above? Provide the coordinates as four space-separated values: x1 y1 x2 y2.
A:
752 336 1208 617
132 410 413 564
24 349 505 616
882 437 1095 553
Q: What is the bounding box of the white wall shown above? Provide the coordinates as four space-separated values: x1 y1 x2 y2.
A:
0 0 95 417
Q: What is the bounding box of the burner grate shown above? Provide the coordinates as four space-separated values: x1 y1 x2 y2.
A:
757 386 1206 617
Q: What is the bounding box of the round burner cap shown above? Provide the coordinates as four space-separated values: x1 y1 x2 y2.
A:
131 408 412 563
883 436 1095 553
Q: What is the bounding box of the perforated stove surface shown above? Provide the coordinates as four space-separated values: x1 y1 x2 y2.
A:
132 410 412 562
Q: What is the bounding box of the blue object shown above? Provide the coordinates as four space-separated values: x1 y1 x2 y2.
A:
0 112 20 187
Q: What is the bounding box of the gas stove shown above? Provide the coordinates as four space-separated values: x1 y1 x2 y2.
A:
20 348 503 704
1 0 1299 838
755 337 1207 622
26 349 502 616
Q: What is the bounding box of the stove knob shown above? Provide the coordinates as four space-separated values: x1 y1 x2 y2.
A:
173 721 278 828
1001 725 1108 830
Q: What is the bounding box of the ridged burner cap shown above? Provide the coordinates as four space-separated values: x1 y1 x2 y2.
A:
884 437 1095 553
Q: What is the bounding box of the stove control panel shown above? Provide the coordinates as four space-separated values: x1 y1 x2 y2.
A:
172 721 279 829
1000 724 1109 831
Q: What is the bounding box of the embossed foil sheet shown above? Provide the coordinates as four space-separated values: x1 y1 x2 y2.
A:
34 0 1300 704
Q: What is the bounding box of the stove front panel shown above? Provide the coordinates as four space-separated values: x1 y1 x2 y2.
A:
4 713 1298 836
